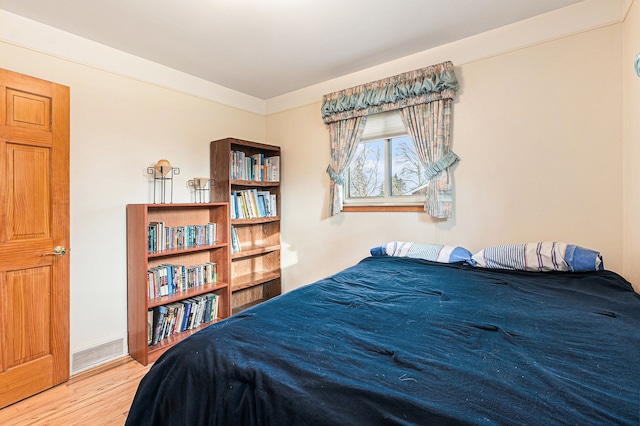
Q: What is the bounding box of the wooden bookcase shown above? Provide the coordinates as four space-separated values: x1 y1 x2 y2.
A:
210 138 281 314
126 203 231 365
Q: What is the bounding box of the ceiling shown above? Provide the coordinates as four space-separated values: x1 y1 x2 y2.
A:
1 0 585 99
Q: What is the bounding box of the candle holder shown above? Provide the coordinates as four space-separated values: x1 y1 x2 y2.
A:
188 177 213 203
147 159 180 204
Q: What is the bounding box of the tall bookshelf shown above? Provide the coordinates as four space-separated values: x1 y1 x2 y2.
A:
210 137 281 314
127 203 231 365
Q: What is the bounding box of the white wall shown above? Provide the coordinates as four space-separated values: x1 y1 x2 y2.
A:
452 26 622 259
623 0 640 290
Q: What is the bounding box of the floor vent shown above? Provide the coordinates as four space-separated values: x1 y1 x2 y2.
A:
71 338 124 374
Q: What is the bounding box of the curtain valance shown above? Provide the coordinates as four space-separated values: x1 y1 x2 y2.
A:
321 61 458 124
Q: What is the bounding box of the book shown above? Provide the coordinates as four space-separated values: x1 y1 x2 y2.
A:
184 298 197 329
180 300 192 332
239 191 250 218
147 310 153 345
162 304 176 339
191 296 204 328
147 270 155 299
266 155 280 181
248 190 259 218
230 192 238 219
204 294 213 323
269 194 277 217
231 225 241 253
160 306 172 340
212 294 219 320
158 267 168 296
207 293 218 322
206 222 217 245
151 305 168 345
148 221 166 253
174 303 185 334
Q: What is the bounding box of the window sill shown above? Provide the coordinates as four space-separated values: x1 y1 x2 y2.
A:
342 205 424 213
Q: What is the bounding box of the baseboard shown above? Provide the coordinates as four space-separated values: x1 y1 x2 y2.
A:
71 337 125 375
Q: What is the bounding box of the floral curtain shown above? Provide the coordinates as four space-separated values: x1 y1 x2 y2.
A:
399 101 457 218
326 116 368 216
322 61 459 218
321 61 458 124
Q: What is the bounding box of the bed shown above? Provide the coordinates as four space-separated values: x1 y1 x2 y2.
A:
126 248 640 425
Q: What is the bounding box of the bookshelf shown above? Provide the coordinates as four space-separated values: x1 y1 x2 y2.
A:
210 137 281 314
127 203 231 365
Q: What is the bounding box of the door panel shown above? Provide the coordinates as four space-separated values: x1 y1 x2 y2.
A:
6 89 51 131
7 267 52 367
0 68 70 408
7 144 51 241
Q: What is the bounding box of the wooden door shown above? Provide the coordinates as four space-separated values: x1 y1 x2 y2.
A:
0 69 70 408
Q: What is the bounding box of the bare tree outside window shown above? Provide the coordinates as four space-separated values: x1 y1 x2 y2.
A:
392 137 428 196
348 141 383 197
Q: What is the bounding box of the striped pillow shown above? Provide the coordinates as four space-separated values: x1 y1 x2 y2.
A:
370 241 472 264
472 242 603 272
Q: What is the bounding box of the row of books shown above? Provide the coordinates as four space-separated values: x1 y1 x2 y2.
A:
230 151 280 182
148 262 217 299
231 189 277 220
148 222 217 254
148 293 220 346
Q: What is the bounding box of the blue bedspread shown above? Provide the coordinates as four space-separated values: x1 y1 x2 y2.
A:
126 257 640 425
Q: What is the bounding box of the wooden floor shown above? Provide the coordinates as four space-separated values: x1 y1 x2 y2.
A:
0 357 151 426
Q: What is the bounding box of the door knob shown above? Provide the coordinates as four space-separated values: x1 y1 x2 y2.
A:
44 246 67 256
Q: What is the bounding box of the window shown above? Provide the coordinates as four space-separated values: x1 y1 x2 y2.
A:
344 112 425 209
